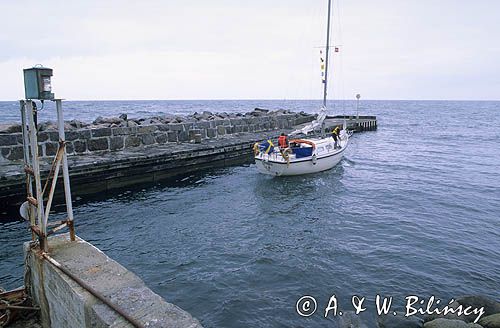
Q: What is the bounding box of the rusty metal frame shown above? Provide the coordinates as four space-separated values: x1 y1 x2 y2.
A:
19 99 142 328
19 99 76 252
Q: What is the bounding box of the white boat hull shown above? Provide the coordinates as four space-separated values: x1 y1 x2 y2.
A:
255 135 348 176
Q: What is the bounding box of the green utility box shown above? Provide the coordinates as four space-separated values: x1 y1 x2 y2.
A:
23 67 54 100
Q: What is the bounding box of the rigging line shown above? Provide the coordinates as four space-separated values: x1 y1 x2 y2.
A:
336 0 346 112
323 0 333 108
329 0 337 112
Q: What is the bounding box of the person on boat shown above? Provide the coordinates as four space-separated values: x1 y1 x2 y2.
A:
278 133 289 149
258 139 274 154
331 126 341 149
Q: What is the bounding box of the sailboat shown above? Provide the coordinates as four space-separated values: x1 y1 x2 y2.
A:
254 0 351 176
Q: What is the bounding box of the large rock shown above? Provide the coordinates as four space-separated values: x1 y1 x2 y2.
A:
159 114 175 124
141 134 156 145
87 138 109 151
45 142 59 156
202 110 212 117
93 116 123 125
191 111 212 121
167 131 177 142
6 146 24 160
378 315 424 328
457 296 500 319
479 313 500 328
68 119 87 129
73 140 87 153
109 136 124 151
91 128 111 137
0 124 11 133
0 134 18 146
191 112 202 120
139 117 161 125
125 136 141 148
271 109 289 115
424 318 482 328
38 121 57 131
127 120 139 127
5 124 22 133
154 132 168 144
424 300 467 323
336 311 371 328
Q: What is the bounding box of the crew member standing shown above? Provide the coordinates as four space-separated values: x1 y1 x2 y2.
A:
278 133 289 149
331 126 341 149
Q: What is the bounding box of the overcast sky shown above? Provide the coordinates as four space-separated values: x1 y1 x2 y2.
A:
1 0 499 101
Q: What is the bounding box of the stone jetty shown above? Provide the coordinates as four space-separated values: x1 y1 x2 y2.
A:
0 108 312 161
0 109 316 207
0 108 376 214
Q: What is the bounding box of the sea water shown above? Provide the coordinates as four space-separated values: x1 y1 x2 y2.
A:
1 100 499 327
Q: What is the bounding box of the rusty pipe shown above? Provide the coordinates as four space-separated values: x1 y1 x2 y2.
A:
41 253 144 328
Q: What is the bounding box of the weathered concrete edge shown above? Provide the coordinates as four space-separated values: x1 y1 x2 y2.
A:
24 234 203 328
0 130 281 201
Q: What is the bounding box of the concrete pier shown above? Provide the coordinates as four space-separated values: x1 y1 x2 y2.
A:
329 115 378 132
24 233 203 328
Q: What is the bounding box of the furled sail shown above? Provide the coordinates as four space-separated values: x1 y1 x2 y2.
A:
289 106 327 136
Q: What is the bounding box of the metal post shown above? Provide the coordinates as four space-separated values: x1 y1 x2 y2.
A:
322 0 333 108
20 100 36 240
20 101 29 169
356 99 359 119
56 99 75 241
43 150 63 226
26 100 47 251
356 93 361 120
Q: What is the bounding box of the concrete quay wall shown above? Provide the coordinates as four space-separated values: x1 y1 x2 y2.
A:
0 130 277 203
25 234 203 328
0 113 313 162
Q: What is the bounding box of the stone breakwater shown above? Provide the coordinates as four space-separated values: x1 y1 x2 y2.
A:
0 108 313 162
0 108 319 208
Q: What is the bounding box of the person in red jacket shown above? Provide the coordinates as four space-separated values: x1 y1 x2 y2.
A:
278 133 289 149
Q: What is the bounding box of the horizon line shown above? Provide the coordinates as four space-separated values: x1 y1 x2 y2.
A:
0 98 499 102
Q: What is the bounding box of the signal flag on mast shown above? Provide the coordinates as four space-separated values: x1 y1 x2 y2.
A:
320 50 326 84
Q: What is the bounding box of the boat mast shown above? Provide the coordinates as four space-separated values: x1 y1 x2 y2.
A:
323 0 332 108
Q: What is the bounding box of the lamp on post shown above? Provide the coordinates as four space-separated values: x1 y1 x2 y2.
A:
21 66 75 252
356 93 361 120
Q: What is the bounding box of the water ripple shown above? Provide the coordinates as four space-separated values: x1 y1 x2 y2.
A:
1 100 500 327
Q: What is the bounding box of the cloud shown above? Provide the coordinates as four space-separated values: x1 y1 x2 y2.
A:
1 0 499 100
